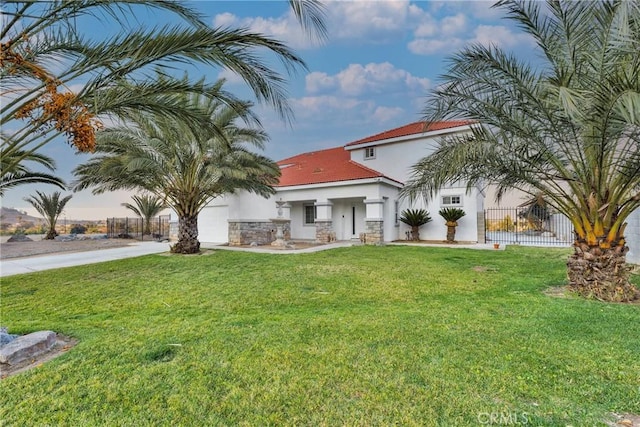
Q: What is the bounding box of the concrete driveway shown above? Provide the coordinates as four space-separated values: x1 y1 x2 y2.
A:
0 241 171 278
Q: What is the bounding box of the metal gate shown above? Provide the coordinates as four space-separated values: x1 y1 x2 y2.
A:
484 207 573 246
107 215 171 241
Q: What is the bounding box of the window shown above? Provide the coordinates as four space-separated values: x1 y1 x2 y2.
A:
303 204 316 225
394 200 399 225
441 195 462 207
364 147 375 159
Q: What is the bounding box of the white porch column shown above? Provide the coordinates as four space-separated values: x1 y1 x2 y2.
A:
364 198 385 244
314 200 334 243
315 200 333 221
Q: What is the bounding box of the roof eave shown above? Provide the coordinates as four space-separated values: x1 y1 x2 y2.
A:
344 124 474 150
276 176 403 191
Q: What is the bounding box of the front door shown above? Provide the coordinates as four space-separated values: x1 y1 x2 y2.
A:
341 205 357 240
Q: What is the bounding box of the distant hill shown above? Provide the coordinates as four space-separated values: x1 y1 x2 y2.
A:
0 207 44 225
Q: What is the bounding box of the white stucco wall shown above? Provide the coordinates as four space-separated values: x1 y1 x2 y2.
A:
347 127 472 183
627 208 640 265
395 184 481 242
226 192 277 220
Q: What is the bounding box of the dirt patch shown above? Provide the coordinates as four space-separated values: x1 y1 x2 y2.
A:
0 238 135 260
543 285 576 299
0 334 78 379
606 413 640 427
544 285 640 305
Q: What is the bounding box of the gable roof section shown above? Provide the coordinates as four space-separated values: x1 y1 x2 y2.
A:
277 146 398 187
345 120 473 147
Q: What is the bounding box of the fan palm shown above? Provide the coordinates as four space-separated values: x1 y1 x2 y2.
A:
1 0 325 192
438 208 466 243
23 191 72 239
402 0 640 302
73 87 280 254
121 194 167 237
399 209 432 241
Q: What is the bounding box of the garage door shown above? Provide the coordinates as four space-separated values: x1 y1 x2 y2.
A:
198 205 229 243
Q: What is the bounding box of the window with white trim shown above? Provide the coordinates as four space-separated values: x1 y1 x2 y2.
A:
441 195 462 207
364 147 375 159
303 204 316 225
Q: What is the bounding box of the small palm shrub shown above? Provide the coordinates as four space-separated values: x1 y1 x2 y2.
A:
438 207 466 242
23 191 73 240
400 209 432 241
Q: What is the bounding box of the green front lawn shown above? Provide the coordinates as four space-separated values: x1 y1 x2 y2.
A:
1 246 638 426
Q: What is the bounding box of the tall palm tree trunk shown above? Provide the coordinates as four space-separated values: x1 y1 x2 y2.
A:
172 214 200 254
45 227 57 240
567 242 639 302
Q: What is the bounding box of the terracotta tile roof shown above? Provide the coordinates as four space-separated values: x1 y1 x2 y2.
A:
345 120 474 147
276 146 398 187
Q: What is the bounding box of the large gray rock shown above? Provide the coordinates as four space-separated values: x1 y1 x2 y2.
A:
0 331 56 365
6 234 33 242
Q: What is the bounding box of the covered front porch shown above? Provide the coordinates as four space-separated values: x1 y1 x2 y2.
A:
286 197 384 243
219 178 402 246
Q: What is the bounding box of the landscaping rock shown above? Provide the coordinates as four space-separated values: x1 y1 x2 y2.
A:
7 234 33 242
0 331 56 365
0 327 17 346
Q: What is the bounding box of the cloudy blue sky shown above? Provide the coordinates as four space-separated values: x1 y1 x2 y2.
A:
3 1 539 219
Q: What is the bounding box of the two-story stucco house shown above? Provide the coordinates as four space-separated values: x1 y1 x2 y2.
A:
198 120 486 245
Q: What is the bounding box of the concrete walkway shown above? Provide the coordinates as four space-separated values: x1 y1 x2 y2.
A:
0 240 502 278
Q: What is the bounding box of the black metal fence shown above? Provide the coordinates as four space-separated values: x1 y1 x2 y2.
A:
484 207 573 246
106 215 171 241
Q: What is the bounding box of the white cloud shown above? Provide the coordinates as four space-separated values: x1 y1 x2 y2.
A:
293 95 364 115
466 2 504 20
326 1 412 41
212 1 432 47
441 13 467 36
286 95 407 134
414 20 438 38
470 25 534 49
213 12 236 28
372 106 405 123
306 62 430 97
408 38 463 55
212 11 312 49
216 68 245 85
305 71 336 94
409 23 534 55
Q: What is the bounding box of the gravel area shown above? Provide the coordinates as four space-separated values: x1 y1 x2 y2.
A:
0 239 137 260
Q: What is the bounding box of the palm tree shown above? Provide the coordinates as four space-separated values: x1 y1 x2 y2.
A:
121 195 167 238
399 209 432 241
402 1 640 302
438 208 466 243
23 191 72 239
73 88 280 254
0 143 65 196
1 0 325 193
